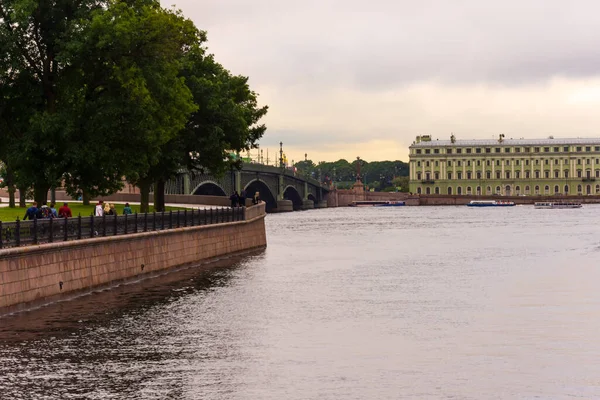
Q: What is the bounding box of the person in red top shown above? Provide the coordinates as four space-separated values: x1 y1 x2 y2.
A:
58 202 72 218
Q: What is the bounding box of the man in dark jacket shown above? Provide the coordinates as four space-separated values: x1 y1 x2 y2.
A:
23 202 38 220
239 190 246 207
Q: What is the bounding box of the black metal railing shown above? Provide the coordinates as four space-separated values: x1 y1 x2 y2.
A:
0 207 245 250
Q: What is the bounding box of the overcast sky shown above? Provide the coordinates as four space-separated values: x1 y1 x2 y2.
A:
163 0 600 162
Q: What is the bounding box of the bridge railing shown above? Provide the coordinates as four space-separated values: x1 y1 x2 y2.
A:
0 207 246 249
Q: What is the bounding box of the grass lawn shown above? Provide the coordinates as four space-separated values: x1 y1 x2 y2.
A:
0 203 185 222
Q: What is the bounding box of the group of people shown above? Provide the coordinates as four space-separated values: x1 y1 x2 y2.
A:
229 190 262 208
94 200 133 216
23 202 72 220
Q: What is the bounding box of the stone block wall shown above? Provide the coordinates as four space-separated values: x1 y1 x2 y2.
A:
0 203 266 316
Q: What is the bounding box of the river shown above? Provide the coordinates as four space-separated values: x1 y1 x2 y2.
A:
1 205 600 399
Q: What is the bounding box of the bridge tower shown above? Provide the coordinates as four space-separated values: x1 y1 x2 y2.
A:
276 141 294 212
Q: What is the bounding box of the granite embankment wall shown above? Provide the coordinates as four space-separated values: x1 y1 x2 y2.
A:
0 203 266 316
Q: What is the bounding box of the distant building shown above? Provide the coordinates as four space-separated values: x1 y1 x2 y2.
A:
409 135 600 196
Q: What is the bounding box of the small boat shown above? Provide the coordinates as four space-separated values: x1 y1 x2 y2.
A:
467 200 516 207
534 201 582 209
373 201 406 207
349 200 405 207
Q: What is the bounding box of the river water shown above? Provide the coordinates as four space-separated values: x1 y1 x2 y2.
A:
1 205 600 399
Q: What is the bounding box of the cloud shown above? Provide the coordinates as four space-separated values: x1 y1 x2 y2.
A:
163 0 600 162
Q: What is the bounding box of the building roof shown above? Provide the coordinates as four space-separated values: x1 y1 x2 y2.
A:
410 137 600 147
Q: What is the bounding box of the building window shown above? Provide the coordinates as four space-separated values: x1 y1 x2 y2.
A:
417 172 422 180
578 184 582 194
505 171 511 179
426 187 431 195
486 160 491 166
544 147 550 153
447 161 452 167
435 161 439 167
466 148 472 154
535 171 540 178
496 160 500 166
545 171 549 178
505 148 511 153
417 161 421 167
516 171 520 179
434 172 439 180
525 185 530 194
485 148 491 153
476 186 481 195
496 186 501 194
564 170 569 178
416 149 422 154
534 147 540 152
425 172 431 180
586 146 591 152
554 159 559 165
434 149 440 154
516 160 520 166
457 187 462 195
544 185 549 194
435 187 440 194
596 170 600 178
535 159 540 165
526 171 531 178
525 147 531 153
486 171 491 179
467 171 472 179
486 186 492 195
554 185 559 194
587 159 591 165
447 187 453 195
457 148 462 154
476 160 481 166
564 146 569 152
466 186 472 194
417 187 422 194
577 170 582 178
467 161 471 167
425 149 431 154
554 147 559 152
577 146 582 152
457 172 462 180
426 161 430 167
515 147 521 153
554 170 559 178
526 160 530 166
597 185 600 193
448 172 452 180
458 161 462 167
515 186 521 195
564 185 569 193
545 159 549 165
506 160 510 166
476 148 481 153
577 159 582 165
535 185 540 194
476 172 482 179
496 171 501 179
495 148 501 153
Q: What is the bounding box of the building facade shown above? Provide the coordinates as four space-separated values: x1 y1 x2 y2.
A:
409 135 600 196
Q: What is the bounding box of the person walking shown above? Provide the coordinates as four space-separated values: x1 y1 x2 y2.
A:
58 202 72 218
123 203 133 215
95 200 104 217
49 203 58 218
23 202 38 220
253 191 261 205
230 191 239 208
239 190 246 207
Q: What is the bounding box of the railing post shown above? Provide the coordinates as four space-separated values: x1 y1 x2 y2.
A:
190 209 194 226
144 212 148 232
78 215 82 239
113 213 117 236
176 210 180 228
49 217 54 243
63 216 68 242
15 218 20 247
90 214 94 238
134 213 138 233
152 212 156 231
33 217 38 244
124 213 128 235
183 210 187 227
209 208 213 224
102 213 106 236
162 211 165 230
169 210 173 229
0 221 3 249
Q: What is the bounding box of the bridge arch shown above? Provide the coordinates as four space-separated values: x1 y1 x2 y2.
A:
244 180 277 212
307 193 317 203
283 185 303 211
193 181 227 196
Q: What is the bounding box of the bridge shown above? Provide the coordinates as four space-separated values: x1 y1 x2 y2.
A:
164 163 330 212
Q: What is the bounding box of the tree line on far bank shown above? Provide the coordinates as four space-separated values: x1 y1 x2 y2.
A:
0 0 267 212
294 159 410 192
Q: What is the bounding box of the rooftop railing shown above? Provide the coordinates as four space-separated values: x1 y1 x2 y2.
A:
0 207 245 250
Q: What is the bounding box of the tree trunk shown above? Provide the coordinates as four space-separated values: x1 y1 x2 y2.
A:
50 187 56 204
82 189 91 206
139 180 151 213
154 179 166 212
18 185 26 207
5 166 15 208
34 183 50 205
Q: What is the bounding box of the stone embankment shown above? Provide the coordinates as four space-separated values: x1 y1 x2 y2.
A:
0 203 267 316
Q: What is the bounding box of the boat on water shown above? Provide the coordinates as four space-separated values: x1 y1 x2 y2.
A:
349 200 405 207
534 201 582 209
467 200 516 207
